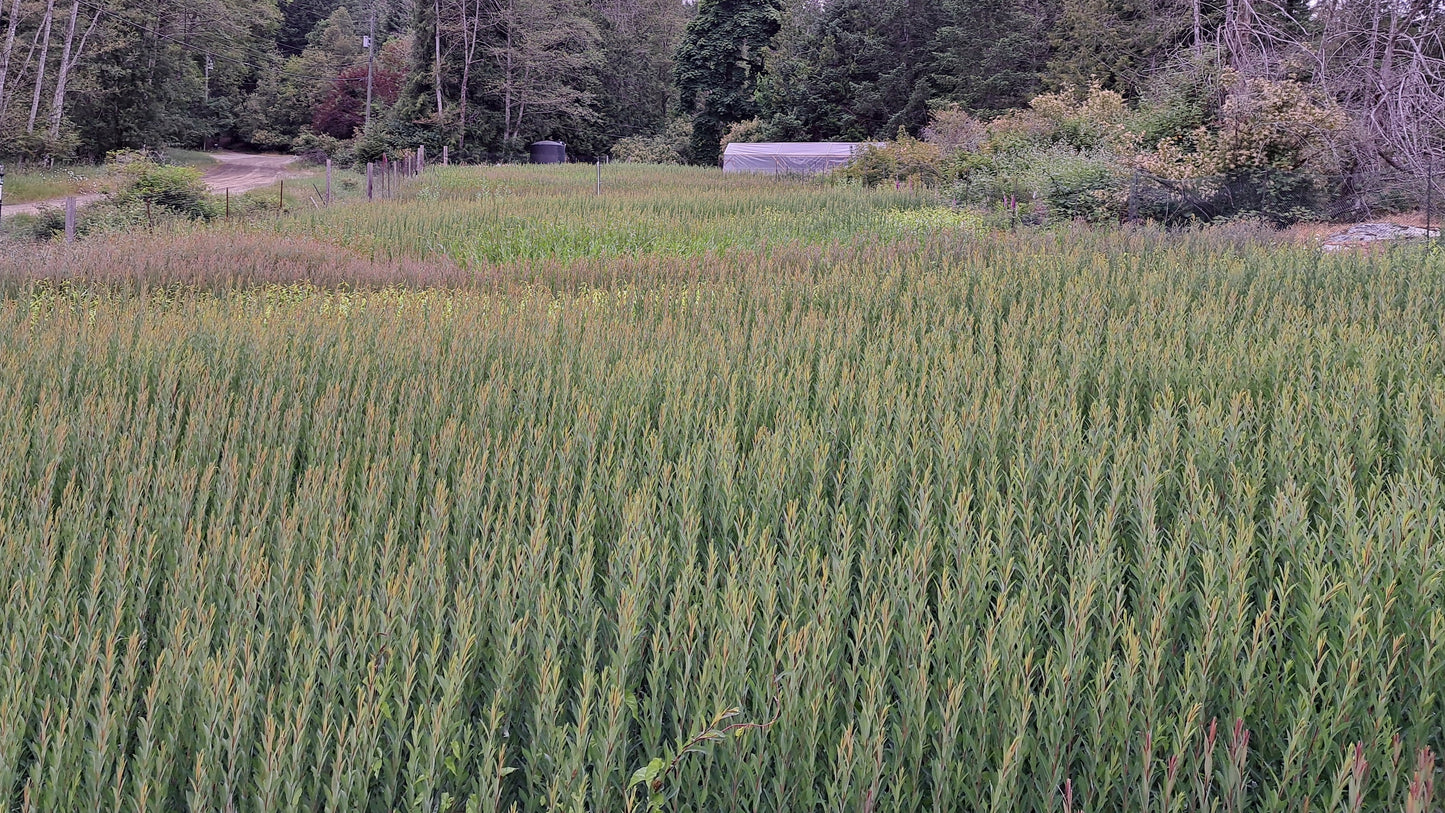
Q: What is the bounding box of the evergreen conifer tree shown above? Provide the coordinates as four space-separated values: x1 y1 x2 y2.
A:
674 0 781 165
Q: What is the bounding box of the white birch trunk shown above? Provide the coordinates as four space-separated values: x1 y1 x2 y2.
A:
46 0 80 140
27 0 55 135
457 0 485 151
0 0 23 120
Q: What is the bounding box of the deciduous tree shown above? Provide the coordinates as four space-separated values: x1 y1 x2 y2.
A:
486 0 599 151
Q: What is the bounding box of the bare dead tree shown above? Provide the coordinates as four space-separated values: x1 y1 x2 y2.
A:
441 0 487 151
1216 0 1445 215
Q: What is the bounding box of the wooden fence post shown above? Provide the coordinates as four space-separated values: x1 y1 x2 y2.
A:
418 145 425 173
442 146 449 166
279 179 285 214
325 158 333 205
366 163 374 201
64 197 75 243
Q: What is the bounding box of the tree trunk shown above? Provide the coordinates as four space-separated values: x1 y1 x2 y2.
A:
503 19 513 147
1191 0 1202 51
433 0 444 122
47 0 81 140
457 0 484 152
1378 5 1400 95
515 60 528 145
458 60 470 152
365 2 375 130
27 0 55 135
0 0 23 120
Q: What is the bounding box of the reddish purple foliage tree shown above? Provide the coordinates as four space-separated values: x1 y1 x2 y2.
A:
311 41 408 138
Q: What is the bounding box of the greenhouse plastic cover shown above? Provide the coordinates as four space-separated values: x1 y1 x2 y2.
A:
722 142 878 174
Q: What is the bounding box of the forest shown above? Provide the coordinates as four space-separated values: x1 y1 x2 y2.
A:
0 0 1440 220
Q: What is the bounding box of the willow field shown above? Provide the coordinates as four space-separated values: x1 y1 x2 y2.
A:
1 165 1442 812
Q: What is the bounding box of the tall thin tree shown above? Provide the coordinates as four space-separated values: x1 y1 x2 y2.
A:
0 0 23 119
27 0 56 135
433 0 444 121
365 0 375 130
446 0 487 151
48 0 99 140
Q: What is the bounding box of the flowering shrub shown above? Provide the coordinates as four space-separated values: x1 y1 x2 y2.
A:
836 129 943 187
847 75 1351 225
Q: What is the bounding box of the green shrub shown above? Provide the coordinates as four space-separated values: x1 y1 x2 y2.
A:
922 106 987 156
351 129 385 165
292 129 353 166
719 117 768 152
1030 147 1127 222
837 129 943 187
116 161 218 220
247 129 296 152
943 146 1125 223
611 119 693 165
24 205 68 240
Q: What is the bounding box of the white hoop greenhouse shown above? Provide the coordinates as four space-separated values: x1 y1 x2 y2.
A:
721 142 878 175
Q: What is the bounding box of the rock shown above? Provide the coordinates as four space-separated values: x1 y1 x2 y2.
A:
1322 222 1439 252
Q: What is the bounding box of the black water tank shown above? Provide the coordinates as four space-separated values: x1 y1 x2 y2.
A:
530 141 566 164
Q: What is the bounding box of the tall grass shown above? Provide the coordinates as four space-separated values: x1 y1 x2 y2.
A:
284 164 941 265
0 172 1442 812
0 164 104 205
162 149 220 169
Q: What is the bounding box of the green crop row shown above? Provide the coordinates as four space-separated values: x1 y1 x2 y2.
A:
0 172 1441 812
282 164 941 265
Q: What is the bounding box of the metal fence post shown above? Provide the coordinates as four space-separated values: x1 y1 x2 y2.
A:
1128 170 1140 223
1427 156 1433 239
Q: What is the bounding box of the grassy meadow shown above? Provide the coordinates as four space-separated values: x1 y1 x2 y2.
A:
1 165 1443 813
0 164 105 205
0 150 215 208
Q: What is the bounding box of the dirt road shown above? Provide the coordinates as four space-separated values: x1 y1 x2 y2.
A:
1 152 304 218
203 151 304 195
1 193 105 219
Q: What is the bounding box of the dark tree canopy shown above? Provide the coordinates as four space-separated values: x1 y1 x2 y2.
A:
674 0 781 164
278 0 349 56
931 0 1055 116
